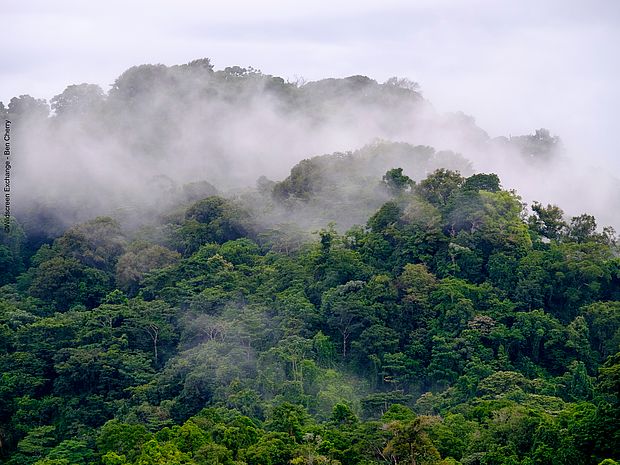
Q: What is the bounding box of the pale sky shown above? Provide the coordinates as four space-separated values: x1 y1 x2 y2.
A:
2 0 619 168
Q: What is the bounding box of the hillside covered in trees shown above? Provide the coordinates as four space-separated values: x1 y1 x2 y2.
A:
1 60 619 465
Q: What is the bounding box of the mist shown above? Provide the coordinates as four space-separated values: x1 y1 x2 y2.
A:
2 0 618 239
3 0 619 169
3 58 619 242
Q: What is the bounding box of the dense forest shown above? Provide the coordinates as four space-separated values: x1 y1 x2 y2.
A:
0 60 619 465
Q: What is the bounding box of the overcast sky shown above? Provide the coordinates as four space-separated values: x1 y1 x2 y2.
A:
2 0 619 168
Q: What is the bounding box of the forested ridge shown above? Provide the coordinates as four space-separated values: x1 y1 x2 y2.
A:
1 60 619 465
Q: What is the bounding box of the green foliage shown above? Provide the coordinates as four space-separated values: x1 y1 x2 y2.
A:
266 403 309 441
384 417 440 465
272 159 324 201
179 197 249 254
367 201 401 233
462 173 500 193
97 420 152 461
26 257 111 310
416 169 464 207
382 168 414 195
116 242 181 295
528 202 567 240
1 166 619 465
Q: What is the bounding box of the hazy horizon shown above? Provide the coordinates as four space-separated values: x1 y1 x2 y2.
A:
3 0 619 171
